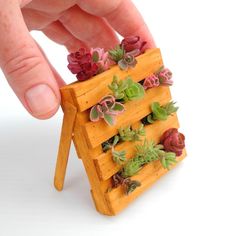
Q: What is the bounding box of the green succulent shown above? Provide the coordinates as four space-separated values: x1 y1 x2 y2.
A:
108 75 145 102
146 101 179 124
108 45 125 62
118 124 145 142
112 148 127 165
121 140 177 178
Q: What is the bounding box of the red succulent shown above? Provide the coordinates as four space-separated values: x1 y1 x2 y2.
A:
67 48 99 81
120 36 147 56
160 128 185 156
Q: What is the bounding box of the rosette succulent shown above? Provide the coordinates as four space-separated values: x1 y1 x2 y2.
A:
108 75 145 102
67 48 99 81
90 47 111 72
160 128 185 156
120 36 147 56
68 47 111 81
89 95 125 125
143 74 160 90
158 68 173 86
118 52 137 70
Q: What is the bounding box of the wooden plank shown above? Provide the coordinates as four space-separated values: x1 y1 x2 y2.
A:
75 49 163 111
72 115 113 216
94 114 179 181
83 86 171 149
54 102 77 191
105 149 186 215
62 48 162 96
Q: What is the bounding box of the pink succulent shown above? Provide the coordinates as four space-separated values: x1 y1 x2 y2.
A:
90 95 125 126
67 48 99 81
143 74 160 90
120 36 147 56
158 68 173 86
90 48 111 72
160 128 185 156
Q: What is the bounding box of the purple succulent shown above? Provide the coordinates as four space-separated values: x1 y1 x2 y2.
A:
118 52 137 70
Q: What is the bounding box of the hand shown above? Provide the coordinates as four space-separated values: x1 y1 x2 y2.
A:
0 0 155 119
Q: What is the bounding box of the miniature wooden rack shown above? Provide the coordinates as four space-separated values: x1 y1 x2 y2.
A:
54 48 186 216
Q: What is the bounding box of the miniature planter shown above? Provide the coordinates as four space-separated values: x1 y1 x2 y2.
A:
54 48 186 216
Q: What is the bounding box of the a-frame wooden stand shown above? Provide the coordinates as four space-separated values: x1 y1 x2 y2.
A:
54 49 186 216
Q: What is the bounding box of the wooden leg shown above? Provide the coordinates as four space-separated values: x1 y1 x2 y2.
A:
54 102 77 191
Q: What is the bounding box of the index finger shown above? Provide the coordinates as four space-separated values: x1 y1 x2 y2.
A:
77 0 155 48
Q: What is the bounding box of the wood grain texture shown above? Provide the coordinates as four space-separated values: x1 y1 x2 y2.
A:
54 101 77 191
72 114 113 215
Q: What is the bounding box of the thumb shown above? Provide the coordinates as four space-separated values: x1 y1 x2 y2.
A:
0 0 61 119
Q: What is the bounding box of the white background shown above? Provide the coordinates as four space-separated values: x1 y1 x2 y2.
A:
1 0 236 235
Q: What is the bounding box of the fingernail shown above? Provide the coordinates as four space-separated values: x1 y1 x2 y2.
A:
25 84 59 117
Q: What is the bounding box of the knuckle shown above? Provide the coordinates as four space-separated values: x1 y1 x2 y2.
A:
3 45 44 80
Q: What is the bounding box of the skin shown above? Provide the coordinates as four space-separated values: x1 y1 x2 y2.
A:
0 0 155 119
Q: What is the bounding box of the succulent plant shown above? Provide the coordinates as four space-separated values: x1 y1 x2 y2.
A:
111 173 141 195
108 75 145 102
112 148 127 165
123 179 141 195
67 48 99 81
90 47 111 72
143 74 160 90
157 67 173 86
118 52 137 70
118 124 145 142
108 45 125 63
121 140 177 178
120 36 147 56
160 128 185 156
144 101 178 124
101 125 145 152
89 95 125 126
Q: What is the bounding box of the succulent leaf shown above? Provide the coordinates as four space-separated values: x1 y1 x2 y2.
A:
103 113 115 126
89 106 100 122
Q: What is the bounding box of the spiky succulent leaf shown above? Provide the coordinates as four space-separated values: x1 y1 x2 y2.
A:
121 158 143 178
162 101 179 115
160 152 177 170
109 45 125 62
